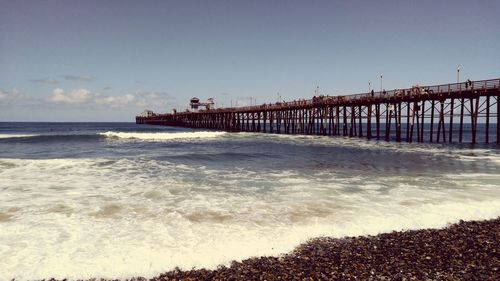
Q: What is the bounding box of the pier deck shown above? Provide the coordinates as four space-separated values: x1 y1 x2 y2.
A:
137 78 500 144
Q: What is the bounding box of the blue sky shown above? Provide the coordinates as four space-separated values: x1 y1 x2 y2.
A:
1 0 499 121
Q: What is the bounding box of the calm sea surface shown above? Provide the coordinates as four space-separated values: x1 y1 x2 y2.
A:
0 122 499 280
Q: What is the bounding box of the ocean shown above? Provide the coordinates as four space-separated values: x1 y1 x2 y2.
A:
0 122 499 280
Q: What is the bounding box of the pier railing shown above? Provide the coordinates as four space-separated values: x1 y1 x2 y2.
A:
213 78 500 112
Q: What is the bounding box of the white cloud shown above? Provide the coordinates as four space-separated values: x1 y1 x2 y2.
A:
48 88 174 110
96 94 135 108
0 89 32 104
1 87 177 115
50 88 94 104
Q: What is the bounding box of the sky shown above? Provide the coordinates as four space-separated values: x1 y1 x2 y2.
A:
1 0 499 122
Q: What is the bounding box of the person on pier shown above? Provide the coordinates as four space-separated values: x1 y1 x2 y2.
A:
466 79 472 89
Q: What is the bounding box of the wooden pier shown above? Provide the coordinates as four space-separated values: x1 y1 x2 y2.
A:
136 78 500 144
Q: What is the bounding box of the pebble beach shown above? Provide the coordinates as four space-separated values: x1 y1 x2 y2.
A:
151 217 499 281
39 217 499 281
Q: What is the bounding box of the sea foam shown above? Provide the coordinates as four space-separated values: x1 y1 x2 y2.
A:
0 157 499 280
99 131 226 141
0 134 38 139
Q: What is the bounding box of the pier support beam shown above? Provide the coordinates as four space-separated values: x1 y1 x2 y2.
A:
497 94 500 144
367 105 372 140
449 98 454 143
429 100 435 143
486 96 490 143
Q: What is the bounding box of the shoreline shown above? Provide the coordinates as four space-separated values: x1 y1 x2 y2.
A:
39 217 499 281
150 217 499 281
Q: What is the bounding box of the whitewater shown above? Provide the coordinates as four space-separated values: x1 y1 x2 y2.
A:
0 122 499 280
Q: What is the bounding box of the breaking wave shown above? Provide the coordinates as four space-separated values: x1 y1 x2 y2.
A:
0 134 39 139
99 131 226 141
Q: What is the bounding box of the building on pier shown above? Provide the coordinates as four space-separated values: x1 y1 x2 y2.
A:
190 97 215 112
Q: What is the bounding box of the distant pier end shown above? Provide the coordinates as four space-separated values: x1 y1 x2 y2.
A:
136 78 500 144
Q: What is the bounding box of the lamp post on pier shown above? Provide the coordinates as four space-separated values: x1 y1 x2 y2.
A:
380 74 383 93
457 65 460 84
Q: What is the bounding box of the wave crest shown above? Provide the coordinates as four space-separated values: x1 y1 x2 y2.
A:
99 131 226 141
0 134 38 139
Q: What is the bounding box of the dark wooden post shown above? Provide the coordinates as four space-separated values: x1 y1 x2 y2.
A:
485 95 489 143
336 106 340 136
449 98 454 143
470 98 477 144
397 102 402 142
429 100 435 143
343 106 348 136
406 102 411 142
358 105 363 138
257 111 261 132
437 100 446 143
367 104 372 140
376 104 380 140
329 106 333 136
497 90 500 144
385 104 392 141
459 98 464 143
420 101 425 142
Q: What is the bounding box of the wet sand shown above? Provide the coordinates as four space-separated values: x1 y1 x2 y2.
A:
44 217 499 281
